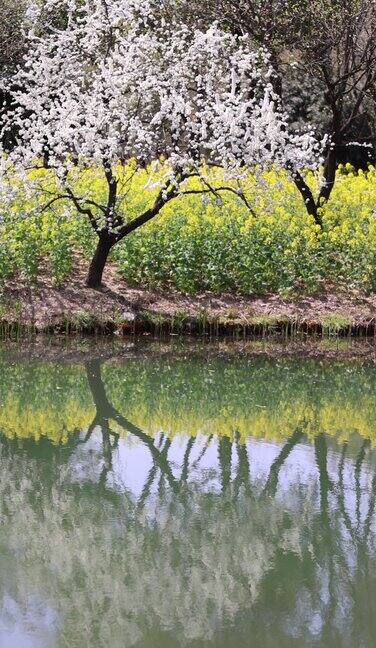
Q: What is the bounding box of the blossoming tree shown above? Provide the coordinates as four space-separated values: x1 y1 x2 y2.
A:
0 0 321 287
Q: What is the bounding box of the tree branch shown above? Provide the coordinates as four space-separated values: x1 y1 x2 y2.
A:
115 180 178 242
66 188 100 233
181 185 256 216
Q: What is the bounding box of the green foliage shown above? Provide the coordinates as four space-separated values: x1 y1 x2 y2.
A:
1 164 376 294
0 210 79 284
114 165 376 294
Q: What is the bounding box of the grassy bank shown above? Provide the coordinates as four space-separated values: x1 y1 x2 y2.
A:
1 259 376 338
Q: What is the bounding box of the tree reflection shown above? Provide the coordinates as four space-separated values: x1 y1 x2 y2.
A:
0 357 376 647
263 428 304 497
84 359 178 491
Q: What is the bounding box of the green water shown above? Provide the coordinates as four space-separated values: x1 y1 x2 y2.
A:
1 343 376 647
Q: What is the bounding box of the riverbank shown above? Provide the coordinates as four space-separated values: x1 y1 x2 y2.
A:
1 261 376 338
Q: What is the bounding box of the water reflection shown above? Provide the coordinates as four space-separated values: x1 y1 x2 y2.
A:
0 352 376 647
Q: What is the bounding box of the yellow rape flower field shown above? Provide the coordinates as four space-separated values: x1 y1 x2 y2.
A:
1 164 376 296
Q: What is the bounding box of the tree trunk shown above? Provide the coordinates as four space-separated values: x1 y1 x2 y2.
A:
318 145 337 205
86 234 114 288
292 172 322 226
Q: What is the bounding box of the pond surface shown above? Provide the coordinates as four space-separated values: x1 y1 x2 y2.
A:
1 343 376 647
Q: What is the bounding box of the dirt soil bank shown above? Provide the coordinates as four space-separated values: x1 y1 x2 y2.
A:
1 262 376 337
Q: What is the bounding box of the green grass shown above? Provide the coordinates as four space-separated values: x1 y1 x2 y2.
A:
320 314 353 336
